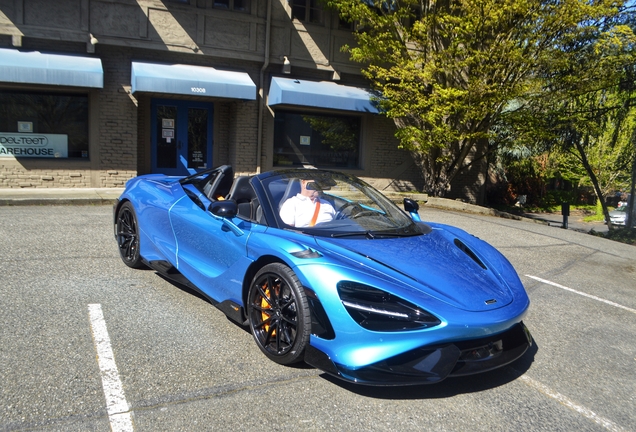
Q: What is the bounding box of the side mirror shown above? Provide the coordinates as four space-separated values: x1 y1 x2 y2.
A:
403 198 419 213
403 198 421 222
209 200 238 218
208 200 244 237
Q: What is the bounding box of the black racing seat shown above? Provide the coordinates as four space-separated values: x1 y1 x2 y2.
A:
226 176 262 222
202 165 234 200
278 178 301 211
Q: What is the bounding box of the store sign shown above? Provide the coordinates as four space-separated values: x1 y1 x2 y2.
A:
0 133 68 158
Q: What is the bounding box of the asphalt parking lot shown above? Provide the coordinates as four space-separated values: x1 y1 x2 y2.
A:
0 204 634 431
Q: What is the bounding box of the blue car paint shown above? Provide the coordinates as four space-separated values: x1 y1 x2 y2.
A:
115 168 531 384
170 194 251 302
290 258 527 368
315 232 514 311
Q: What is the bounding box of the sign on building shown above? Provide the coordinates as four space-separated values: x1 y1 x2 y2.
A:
0 133 68 158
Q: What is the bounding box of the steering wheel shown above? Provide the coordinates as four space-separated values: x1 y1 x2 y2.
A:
335 202 360 220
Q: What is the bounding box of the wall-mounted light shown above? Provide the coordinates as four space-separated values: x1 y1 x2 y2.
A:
87 33 98 53
283 56 291 74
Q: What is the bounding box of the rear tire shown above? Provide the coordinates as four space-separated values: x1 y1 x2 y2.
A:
116 201 145 269
247 263 311 365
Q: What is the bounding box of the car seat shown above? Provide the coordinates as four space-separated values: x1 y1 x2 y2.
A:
226 176 258 220
203 165 233 201
278 178 301 210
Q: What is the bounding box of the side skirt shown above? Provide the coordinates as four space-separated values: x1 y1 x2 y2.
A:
144 259 247 326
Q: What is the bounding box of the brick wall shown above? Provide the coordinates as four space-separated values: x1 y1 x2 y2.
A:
97 46 138 187
0 164 93 188
360 115 423 192
228 100 259 175
214 103 231 167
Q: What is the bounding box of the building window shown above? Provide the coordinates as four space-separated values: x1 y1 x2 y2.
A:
0 90 89 159
273 111 361 169
214 0 250 13
291 0 324 24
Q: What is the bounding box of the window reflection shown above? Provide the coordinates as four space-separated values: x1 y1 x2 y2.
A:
156 105 178 169
214 0 250 12
0 90 89 158
291 0 323 24
273 111 361 168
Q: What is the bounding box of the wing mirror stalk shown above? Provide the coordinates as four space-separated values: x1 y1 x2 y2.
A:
208 200 244 236
403 198 421 222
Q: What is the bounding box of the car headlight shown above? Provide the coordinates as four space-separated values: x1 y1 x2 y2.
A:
337 281 441 331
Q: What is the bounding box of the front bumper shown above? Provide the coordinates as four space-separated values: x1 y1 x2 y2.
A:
305 322 532 386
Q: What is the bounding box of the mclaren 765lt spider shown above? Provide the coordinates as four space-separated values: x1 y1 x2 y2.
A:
114 165 532 386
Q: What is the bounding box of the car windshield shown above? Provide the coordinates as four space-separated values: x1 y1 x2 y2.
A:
263 170 422 238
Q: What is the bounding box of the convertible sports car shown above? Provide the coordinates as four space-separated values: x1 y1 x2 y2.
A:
114 165 532 385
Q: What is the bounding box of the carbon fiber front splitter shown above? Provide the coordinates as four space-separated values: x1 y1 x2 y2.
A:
305 322 532 386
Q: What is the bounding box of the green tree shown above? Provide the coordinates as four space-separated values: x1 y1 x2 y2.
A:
326 0 632 202
514 11 636 228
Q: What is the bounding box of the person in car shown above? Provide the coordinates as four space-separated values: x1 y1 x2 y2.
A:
279 179 335 227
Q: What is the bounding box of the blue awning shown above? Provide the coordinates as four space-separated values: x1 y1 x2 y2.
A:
268 77 379 113
0 48 103 88
131 62 256 100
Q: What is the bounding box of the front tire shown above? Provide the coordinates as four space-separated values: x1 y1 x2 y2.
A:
116 201 145 269
247 263 311 365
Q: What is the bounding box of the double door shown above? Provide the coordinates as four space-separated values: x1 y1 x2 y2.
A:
151 99 213 176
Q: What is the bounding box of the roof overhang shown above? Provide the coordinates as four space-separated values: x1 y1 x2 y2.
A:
131 62 256 100
267 77 379 113
0 48 103 88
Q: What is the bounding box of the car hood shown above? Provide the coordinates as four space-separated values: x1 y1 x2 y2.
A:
315 228 514 312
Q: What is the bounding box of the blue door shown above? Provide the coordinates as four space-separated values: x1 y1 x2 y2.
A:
151 99 213 176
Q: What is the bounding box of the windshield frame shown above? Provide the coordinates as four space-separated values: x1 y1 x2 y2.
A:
260 169 423 238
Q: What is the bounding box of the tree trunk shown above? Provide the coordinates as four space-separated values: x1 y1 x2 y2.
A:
574 137 613 230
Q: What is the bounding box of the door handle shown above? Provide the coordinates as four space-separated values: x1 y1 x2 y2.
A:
178 140 182 149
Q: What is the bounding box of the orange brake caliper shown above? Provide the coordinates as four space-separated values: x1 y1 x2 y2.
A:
260 282 277 336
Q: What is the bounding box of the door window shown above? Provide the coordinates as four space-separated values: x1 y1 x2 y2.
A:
155 105 178 169
188 108 208 170
151 99 213 175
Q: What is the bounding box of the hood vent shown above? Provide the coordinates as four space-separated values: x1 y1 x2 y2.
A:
454 238 487 269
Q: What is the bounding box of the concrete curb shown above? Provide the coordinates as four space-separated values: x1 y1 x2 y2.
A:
0 188 124 206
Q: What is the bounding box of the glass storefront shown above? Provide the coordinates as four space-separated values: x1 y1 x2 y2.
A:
273 111 361 169
0 90 89 159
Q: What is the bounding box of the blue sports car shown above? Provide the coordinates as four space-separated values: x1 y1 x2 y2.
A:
114 165 532 385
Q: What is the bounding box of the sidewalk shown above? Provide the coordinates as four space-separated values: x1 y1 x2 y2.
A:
0 187 609 233
0 188 123 206
521 211 609 233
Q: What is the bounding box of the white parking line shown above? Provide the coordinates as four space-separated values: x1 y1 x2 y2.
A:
526 275 636 314
519 375 626 432
88 304 134 432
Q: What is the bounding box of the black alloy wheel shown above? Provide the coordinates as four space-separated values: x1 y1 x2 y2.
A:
116 201 145 269
247 263 311 365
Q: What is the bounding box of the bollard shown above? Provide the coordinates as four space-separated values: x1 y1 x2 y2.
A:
561 202 570 229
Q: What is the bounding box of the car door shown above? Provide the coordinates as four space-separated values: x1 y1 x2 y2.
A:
168 190 253 304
